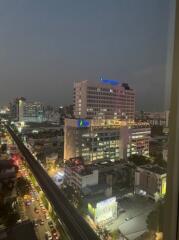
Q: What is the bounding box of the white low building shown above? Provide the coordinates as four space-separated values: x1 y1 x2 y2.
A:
64 160 99 190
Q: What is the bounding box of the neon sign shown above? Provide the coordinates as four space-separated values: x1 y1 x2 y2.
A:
77 119 90 128
100 77 120 86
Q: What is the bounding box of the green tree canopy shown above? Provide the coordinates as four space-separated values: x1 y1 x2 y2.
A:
128 154 150 166
146 201 165 232
16 176 31 196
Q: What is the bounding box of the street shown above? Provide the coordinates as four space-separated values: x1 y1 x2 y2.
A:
17 161 61 240
1 127 61 240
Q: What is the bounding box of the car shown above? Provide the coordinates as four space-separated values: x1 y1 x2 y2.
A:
33 190 37 195
42 207 46 213
25 201 31 206
51 228 57 237
45 231 52 240
45 213 50 220
48 221 54 229
53 236 59 240
34 207 40 213
33 219 38 227
39 219 45 225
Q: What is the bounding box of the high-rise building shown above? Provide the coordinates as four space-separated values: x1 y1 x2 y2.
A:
135 110 170 127
9 97 26 121
73 79 135 120
18 97 26 122
9 98 45 123
64 118 150 163
23 101 45 122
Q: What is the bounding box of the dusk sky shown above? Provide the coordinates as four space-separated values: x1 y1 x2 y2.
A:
0 0 173 111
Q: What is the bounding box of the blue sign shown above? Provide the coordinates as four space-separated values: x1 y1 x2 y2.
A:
77 119 90 128
100 77 120 86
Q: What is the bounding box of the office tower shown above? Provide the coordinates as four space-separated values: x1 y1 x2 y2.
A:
18 97 26 122
9 97 26 121
23 101 44 122
73 79 135 120
64 119 150 163
9 98 45 123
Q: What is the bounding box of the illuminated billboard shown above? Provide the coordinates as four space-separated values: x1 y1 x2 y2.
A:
96 197 116 208
77 119 90 128
88 197 117 225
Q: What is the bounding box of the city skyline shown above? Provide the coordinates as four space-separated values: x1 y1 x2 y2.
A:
0 0 171 111
0 1 176 239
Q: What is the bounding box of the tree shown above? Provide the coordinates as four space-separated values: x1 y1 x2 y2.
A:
111 230 119 240
153 155 167 169
146 202 165 233
0 200 20 227
128 154 150 166
16 176 31 196
41 192 49 209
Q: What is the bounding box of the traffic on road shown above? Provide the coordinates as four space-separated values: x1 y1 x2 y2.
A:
17 162 61 240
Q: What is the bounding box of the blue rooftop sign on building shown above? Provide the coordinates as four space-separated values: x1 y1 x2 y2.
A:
77 119 90 128
100 77 120 86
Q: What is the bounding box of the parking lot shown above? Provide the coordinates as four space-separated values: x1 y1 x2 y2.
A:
106 195 156 240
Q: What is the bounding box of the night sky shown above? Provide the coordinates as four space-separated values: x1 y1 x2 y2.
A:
0 0 174 111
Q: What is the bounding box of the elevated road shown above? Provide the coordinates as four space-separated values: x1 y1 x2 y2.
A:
6 125 99 240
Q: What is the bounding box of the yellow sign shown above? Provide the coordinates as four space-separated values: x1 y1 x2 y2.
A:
161 179 166 195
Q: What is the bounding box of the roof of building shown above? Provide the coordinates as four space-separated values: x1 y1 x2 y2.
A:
78 168 94 176
65 159 130 175
138 165 166 175
84 190 116 208
85 183 108 192
90 159 126 168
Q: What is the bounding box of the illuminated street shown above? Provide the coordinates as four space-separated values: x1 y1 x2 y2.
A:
6 125 99 240
1 128 61 240
18 163 61 240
